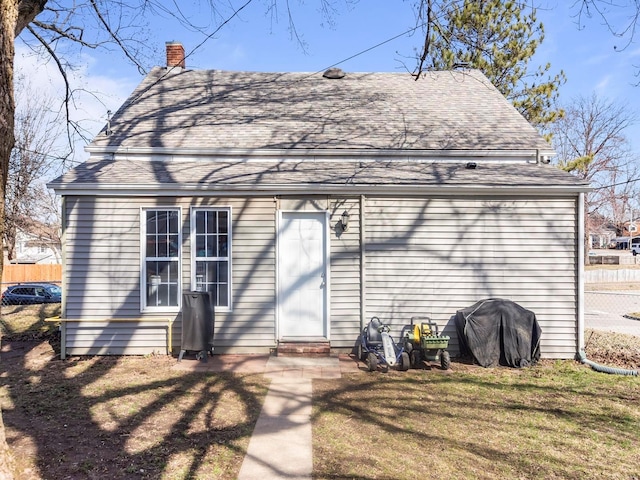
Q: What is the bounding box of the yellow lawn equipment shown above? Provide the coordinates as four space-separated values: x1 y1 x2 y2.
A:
403 316 451 370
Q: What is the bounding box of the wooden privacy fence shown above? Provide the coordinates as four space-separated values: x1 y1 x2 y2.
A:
1 264 62 285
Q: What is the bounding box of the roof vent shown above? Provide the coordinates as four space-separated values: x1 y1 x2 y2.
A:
323 68 345 79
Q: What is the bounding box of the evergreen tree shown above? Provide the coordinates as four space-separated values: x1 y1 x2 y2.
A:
416 0 565 129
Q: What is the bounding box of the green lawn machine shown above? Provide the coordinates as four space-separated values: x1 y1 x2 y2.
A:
403 316 451 370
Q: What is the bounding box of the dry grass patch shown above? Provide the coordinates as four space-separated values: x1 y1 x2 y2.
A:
1 305 270 479
0 304 60 339
0 341 269 479
584 329 640 370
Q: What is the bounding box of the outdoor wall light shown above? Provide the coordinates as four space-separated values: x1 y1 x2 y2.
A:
340 210 350 232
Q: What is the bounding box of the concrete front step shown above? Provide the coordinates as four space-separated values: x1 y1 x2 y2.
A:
277 342 331 357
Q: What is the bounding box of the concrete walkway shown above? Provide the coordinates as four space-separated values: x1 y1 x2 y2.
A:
237 377 313 479
237 357 343 480
173 355 361 479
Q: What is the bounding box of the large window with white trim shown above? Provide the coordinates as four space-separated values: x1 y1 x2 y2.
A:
142 208 181 310
191 207 231 310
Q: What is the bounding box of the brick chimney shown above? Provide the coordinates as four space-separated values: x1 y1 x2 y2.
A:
166 41 185 69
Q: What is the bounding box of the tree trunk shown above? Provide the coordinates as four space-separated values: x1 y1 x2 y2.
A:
0 0 17 472
1 1 49 477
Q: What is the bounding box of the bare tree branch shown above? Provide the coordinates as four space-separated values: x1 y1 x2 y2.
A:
25 24 75 148
89 0 147 74
31 19 93 47
15 0 48 35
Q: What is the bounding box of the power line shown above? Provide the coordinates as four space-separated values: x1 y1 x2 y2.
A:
182 0 255 68
310 22 427 78
232 20 428 98
127 0 255 104
126 14 427 109
592 176 640 191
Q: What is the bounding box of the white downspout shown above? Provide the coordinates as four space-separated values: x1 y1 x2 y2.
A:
577 192 585 352
61 196 67 360
360 195 366 331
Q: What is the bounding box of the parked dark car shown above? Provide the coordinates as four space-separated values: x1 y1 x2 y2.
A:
1 283 62 305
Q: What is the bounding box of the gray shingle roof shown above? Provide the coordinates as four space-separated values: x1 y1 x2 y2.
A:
49 159 589 192
89 68 553 153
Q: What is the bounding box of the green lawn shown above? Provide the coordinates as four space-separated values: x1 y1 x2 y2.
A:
313 362 640 479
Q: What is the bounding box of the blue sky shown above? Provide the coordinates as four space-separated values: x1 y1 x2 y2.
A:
15 1 640 161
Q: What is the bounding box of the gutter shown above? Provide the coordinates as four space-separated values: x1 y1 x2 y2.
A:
47 184 591 197
84 145 557 161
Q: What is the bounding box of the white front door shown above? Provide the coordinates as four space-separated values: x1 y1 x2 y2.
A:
278 212 328 339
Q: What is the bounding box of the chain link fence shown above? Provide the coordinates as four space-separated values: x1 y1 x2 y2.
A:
585 249 640 335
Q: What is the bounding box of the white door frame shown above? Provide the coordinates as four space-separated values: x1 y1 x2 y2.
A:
276 210 331 340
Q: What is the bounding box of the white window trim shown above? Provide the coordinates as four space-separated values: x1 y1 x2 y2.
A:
190 206 233 312
140 206 182 313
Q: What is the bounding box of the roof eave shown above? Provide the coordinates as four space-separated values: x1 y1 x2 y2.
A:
47 183 591 196
84 146 556 162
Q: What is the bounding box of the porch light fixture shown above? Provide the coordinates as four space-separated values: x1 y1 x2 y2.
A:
340 210 350 232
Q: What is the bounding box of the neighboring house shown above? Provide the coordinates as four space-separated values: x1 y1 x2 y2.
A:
587 212 617 249
48 42 590 359
7 221 61 264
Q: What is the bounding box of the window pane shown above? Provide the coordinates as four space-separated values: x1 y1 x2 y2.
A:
206 261 218 281
168 262 179 282
169 234 179 257
206 236 216 257
146 236 157 257
169 284 179 306
195 235 206 257
218 211 228 233
219 235 228 257
157 284 170 306
218 261 228 282
157 235 169 258
194 259 229 307
146 211 158 234
157 213 168 234
146 260 179 307
207 211 216 233
217 285 228 306
196 211 206 233
168 211 179 234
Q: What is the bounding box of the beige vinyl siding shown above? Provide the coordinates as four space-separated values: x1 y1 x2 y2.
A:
63 321 171 356
364 196 578 359
63 196 277 356
328 199 361 347
60 192 579 359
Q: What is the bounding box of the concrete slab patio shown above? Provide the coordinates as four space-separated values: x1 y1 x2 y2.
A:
171 353 363 375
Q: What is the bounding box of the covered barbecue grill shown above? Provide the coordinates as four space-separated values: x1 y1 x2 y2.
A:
455 298 541 368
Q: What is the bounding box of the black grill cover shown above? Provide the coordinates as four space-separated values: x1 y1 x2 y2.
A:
455 299 541 368
181 291 215 352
